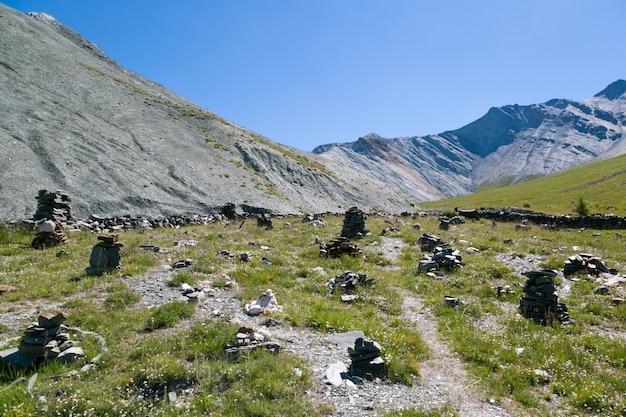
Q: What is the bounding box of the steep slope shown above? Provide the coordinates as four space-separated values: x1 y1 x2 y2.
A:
314 82 626 201
0 5 412 220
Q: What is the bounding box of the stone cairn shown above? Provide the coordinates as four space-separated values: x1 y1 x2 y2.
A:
340 206 369 239
519 269 570 325
244 289 283 316
419 232 445 252
85 234 124 276
563 253 616 277
327 271 374 294
256 213 274 229
0 312 85 369
31 220 69 250
319 237 365 260
348 337 385 380
438 215 465 230
33 189 74 224
221 203 237 221
418 233 464 273
31 189 73 250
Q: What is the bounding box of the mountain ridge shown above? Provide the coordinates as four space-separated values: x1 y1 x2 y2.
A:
313 80 626 201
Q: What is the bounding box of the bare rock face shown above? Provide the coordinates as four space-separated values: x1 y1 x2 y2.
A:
314 81 626 202
0 4 412 220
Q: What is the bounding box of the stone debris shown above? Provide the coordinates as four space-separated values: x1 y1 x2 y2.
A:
172 259 193 269
222 326 280 359
348 337 385 380
563 253 617 277
319 237 366 260
31 220 69 250
302 213 326 226
443 296 467 309
495 285 516 297
519 269 570 325
340 206 369 239
173 239 197 247
0 312 85 369
217 249 235 260
179 283 205 303
33 189 74 223
327 271 374 295
244 289 283 316
239 252 253 262
85 234 123 276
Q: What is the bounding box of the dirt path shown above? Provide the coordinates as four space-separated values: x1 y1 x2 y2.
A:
379 237 513 416
401 293 513 417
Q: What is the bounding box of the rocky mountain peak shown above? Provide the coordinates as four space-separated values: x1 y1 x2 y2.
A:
594 79 626 100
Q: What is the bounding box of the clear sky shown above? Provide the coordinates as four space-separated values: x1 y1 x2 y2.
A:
4 1 626 151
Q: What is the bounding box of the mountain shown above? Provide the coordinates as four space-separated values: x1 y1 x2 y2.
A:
0 4 413 220
313 81 626 201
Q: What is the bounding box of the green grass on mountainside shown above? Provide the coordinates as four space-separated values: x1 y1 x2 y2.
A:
420 153 626 216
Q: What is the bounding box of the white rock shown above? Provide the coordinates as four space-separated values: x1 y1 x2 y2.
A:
325 361 347 387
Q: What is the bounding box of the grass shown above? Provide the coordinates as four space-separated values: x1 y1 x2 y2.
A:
0 214 625 415
420 152 626 216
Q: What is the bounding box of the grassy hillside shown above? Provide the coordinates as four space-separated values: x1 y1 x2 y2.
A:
420 153 626 216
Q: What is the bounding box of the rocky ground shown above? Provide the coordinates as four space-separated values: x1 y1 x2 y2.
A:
112 237 514 416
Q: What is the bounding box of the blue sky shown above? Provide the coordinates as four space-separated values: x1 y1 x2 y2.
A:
4 1 626 151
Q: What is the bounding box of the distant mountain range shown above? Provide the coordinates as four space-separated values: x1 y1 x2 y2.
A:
1 2 624 220
313 80 626 201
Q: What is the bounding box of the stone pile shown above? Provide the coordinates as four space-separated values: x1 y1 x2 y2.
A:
222 326 280 359
327 271 374 295
348 337 385 380
179 283 205 303
519 269 570 325
33 189 73 223
302 213 326 226
418 232 446 252
31 220 69 250
319 237 365 259
256 213 274 229
221 203 237 220
340 206 369 239
244 289 283 316
418 246 464 273
172 259 193 269
563 253 616 277
85 234 123 276
443 296 466 309
438 215 465 230
0 312 85 369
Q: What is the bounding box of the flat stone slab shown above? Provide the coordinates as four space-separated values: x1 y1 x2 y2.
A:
327 330 365 349
0 347 36 369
